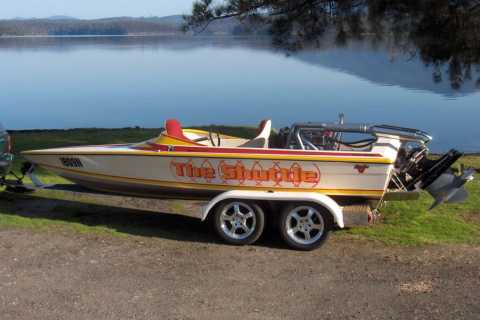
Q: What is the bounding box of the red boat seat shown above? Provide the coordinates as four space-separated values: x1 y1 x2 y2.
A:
165 119 190 141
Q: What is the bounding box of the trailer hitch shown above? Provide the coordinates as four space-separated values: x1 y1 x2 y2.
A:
22 162 53 189
1 162 40 193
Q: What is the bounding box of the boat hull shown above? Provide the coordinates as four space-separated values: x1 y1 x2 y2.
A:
24 149 394 199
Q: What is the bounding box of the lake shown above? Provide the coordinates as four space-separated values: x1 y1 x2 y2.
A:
1 36 479 152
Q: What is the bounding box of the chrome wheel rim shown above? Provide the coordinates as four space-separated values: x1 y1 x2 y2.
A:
220 202 257 240
285 206 325 245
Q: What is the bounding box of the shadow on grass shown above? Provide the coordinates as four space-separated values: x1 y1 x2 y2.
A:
0 193 287 249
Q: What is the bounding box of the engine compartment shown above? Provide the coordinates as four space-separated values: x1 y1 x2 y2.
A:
393 146 463 191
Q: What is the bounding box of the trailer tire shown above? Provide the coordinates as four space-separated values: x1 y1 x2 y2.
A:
279 203 332 251
213 200 265 246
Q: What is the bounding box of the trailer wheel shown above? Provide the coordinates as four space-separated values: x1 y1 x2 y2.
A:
213 200 265 245
279 203 332 251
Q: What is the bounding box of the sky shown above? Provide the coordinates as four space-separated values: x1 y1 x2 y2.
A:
0 0 196 19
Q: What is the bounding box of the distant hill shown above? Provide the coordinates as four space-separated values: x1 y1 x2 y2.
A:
0 15 259 36
46 15 78 21
152 15 184 25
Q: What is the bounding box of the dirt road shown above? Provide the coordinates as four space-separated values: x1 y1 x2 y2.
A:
1 211 479 320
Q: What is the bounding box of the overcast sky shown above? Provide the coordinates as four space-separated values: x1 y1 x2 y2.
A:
1 0 196 19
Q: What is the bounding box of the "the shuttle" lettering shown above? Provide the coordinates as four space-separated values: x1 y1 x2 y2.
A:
172 162 216 179
170 160 320 185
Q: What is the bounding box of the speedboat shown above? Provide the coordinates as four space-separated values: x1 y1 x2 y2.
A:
20 117 476 250
22 118 474 209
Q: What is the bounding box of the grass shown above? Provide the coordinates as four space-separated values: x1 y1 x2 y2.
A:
342 193 480 245
0 205 124 236
342 155 480 245
1 128 479 246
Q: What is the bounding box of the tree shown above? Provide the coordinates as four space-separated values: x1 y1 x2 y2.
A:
185 0 480 89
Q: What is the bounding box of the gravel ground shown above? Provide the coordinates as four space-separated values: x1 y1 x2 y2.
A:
0 214 479 320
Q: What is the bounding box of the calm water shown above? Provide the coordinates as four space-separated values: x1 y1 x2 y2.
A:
1 36 479 152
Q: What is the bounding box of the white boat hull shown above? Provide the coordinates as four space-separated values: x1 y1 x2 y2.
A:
24 147 394 199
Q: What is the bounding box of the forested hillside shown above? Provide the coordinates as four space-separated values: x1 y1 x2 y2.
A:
0 15 259 36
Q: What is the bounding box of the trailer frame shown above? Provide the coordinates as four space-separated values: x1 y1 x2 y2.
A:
0 169 420 250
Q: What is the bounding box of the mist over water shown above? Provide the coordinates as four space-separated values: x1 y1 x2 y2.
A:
1 36 479 152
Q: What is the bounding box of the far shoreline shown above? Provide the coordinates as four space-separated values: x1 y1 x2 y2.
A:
0 33 183 38
0 34 265 39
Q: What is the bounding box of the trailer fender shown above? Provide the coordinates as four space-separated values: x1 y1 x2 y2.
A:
202 190 344 228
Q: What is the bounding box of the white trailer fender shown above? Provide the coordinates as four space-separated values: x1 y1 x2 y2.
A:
202 190 345 228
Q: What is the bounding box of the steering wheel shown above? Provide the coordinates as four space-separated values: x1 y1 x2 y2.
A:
209 131 221 147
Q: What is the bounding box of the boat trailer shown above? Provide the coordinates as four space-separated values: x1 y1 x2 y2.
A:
2 168 381 227
3 165 416 222
0 161 473 251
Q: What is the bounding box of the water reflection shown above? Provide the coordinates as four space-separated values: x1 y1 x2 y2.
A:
186 0 480 91
3 35 477 97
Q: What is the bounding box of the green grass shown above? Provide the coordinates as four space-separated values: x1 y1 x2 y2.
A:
341 155 480 245
0 207 125 236
1 128 479 246
341 193 480 246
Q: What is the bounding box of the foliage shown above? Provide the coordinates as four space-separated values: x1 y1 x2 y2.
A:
0 16 253 37
185 0 480 90
0 17 182 36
